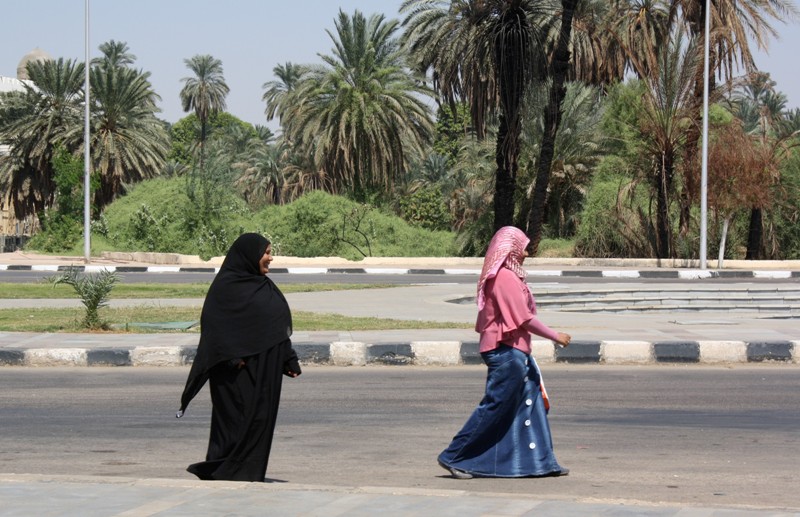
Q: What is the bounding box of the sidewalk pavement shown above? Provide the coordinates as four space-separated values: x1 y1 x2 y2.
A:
1 473 795 517
1 251 799 367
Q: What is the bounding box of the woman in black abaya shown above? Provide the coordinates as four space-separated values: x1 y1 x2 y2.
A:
177 233 301 482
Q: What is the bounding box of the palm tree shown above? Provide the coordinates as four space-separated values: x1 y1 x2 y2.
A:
525 0 580 253
729 71 790 259
92 40 136 68
449 135 496 254
779 108 800 138
253 125 275 144
283 10 434 194
406 152 450 193
280 139 333 200
401 0 498 140
262 62 305 128
0 58 84 219
517 0 643 252
402 0 552 233
730 72 786 137
637 29 699 258
179 55 229 169
607 0 671 80
162 160 189 177
670 0 795 80
599 0 793 247
234 142 285 206
563 0 625 86
89 61 169 209
670 0 796 241
519 81 605 238
212 122 259 160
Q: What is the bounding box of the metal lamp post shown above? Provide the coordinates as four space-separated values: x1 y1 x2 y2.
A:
83 0 91 263
699 0 711 269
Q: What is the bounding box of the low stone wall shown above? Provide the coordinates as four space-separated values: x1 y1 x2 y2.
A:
96 251 800 270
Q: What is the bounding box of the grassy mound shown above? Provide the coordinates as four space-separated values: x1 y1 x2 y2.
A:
65 177 456 259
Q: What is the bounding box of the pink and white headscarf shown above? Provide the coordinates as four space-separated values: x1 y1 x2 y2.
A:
476 226 529 310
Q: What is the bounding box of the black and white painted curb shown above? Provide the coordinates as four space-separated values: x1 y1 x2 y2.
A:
2 263 800 279
1 340 797 367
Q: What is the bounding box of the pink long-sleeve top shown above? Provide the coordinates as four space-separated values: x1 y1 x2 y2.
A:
476 267 559 354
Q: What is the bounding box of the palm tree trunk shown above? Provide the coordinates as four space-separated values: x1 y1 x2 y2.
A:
525 0 578 254
199 119 207 170
491 5 530 232
493 113 516 231
746 207 764 259
655 154 674 259
679 92 702 238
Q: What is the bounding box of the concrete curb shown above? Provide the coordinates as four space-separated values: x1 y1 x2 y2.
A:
1 340 797 367
2 263 800 278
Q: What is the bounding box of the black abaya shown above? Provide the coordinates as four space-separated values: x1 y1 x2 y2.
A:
187 341 297 481
177 233 301 482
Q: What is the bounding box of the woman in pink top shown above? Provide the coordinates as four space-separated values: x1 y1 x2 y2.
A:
437 226 571 479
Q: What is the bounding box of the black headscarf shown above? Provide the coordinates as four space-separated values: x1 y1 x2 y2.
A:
177 233 292 416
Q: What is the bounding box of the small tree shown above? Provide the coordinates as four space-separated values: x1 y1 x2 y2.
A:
707 121 775 266
184 152 245 260
48 267 119 329
336 204 374 258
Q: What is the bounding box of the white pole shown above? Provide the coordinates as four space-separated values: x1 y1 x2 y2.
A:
83 0 91 263
700 0 710 269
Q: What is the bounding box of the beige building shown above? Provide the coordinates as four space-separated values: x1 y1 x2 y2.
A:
0 48 51 250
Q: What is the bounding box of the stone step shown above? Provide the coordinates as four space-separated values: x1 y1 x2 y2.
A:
532 286 800 313
550 303 800 314
535 287 800 298
538 294 800 309
450 286 800 313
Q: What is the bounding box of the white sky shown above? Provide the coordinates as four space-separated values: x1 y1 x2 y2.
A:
1 0 798 130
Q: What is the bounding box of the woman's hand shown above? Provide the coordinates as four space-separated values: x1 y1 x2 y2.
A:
228 358 246 369
555 332 571 348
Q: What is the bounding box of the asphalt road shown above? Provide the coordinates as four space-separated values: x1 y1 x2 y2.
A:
2 270 799 285
0 365 798 511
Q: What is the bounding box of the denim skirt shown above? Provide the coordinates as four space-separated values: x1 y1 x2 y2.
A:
437 344 562 477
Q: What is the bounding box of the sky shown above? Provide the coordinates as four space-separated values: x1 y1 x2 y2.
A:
0 0 406 131
2 0 799 131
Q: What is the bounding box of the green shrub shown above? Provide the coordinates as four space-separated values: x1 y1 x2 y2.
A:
26 148 97 253
130 203 169 252
772 155 800 259
398 186 452 231
255 191 456 259
537 238 575 258
454 211 493 257
27 212 83 252
94 180 456 259
574 159 641 257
